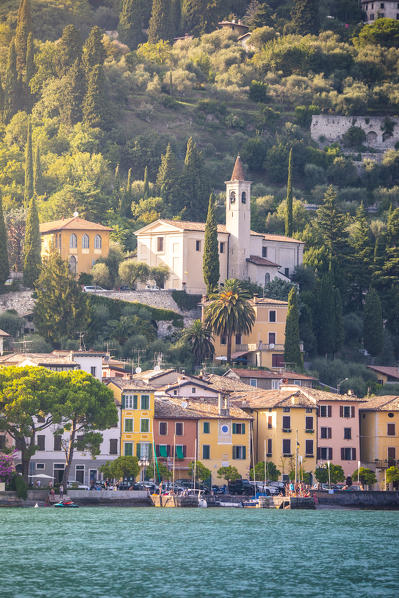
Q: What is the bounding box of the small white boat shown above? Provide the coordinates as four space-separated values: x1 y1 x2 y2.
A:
217 501 243 508
34 503 39 508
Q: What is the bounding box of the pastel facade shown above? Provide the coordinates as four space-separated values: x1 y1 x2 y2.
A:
40 215 112 276
361 1 399 22
367 365 399 386
135 157 304 295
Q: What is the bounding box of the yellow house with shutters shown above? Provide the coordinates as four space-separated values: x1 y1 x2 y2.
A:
40 215 112 276
107 380 156 460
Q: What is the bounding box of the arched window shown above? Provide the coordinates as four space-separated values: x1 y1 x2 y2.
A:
82 234 89 249
265 273 270 285
69 255 77 275
241 192 246 204
70 233 77 248
94 234 102 249
230 191 236 204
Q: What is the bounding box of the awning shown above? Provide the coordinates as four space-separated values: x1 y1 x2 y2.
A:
176 446 184 459
159 445 168 458
231 351 250 359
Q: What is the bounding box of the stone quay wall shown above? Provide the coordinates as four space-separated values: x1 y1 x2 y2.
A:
313 490 399 508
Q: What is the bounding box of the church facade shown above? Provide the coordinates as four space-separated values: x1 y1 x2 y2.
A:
135 157 304 295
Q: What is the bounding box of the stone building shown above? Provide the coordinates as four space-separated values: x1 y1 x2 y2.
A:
361 1 399 22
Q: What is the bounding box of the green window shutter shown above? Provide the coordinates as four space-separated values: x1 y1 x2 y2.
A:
242 423 245 435
122 395 125 409
124 419 133 433
176 446 184 459
124 442 132 457
133 395 138 409
148 444 152 460
203 422 209 434
141 395 150 410
243 446 246 459
160 445 168 458
136 443 141 458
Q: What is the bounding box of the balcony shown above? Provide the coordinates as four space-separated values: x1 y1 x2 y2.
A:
374 459 399 469
305 429 314 434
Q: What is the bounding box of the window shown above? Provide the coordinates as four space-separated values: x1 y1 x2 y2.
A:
82 234 89 249
219 242 225 254
202 445 210 459
68 255 77 275
305 440 313 457
380 2 384 7
157 237 164 252
283 439 291 456
140 419 150 433
283 407 290 413
340 406 355 418
94 234 102 249
36 463 45 470
388 447 396 460
318 447 333 460
159 422 167 435
175 422 183 436
306 407 313 413
282 416 291 430
110 439 118 455
90 366 96 377
221 336 227 345
124 442 133 456
388 423 396 436
321 427 332 439
267 415 273 430
37 415 45 423
249 378 257 388
235 334 242 345
305 416 313 431
265 273 270 285
37 435 45 451
54 435 62 451
195 240 201 252
269 333 276 345
124 395 137 409
124 418 133 433
341 447 356 460
320 405 332 418
272 379 280 390
137 443 152 459
230 191 236 204
175 445 186 459
241 191 246 204
141 395 150 410
157 445 170 458
267 438 272 456
203 422 210 434
344 428 352 440
269 310 276 322
192 387 196 394
75 465 85 483
70 233 77 248
232 445 246 459
262 247 267 258
284 268 289 277
232 423 245 434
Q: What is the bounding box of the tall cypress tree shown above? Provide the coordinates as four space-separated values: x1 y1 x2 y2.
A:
315 275 336 357
363 288 384 357
83 64 110 129
284 287 303 369
0 193 10 285
285 147 293 237
23 195 41 288
143 166 150 199
3 41 20 123
24 31 35 111
203 193 220 295
290 0 319 35
24 119 34 205
156 143 180 215
148 0 172 43
171 0 182 37
56 25 83 77
348 203 373 307
118 0 147 49
33 144 43 196
333 287 344 356
0 80 4 124
181 137 208 221
64 58 86 125
182 0 205 36
15 0 32 75
82 26 106 75
120 168 133 217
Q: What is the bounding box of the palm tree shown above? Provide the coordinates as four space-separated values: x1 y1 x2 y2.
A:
181 320 214 366
204 279 256 363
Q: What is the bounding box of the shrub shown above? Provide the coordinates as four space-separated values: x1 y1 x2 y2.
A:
249 80 268 103
15 475 27 500
172 291 202 312
342 126 366 149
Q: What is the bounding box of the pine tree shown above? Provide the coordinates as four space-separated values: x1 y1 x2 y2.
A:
203 193 220 295
285 147 293 237
3 41 20 123
82 26 106 75
33 144 43 196
181 137 208 221
290 0 319 35
120 168 132 216
83 64 110 129
315 275 336 357
64 59 86 125
363 288 384 357
56 25 83 77
143 166 150 199
182 0 205 36
348 203 373 307
118 0 147 49
15 0 32 75
156 143 180 215
23 195 41 288
24 119 34 205
333 287 344 355
148 0 172 43
284 287 303 369
0 193 10 285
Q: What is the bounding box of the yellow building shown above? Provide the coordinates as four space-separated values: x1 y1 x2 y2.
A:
360 395 399 488
107 380 156 460
231 385 318 481
205 296 292 369
40 215 112 275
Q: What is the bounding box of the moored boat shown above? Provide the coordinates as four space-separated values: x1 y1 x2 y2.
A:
54 499 79 508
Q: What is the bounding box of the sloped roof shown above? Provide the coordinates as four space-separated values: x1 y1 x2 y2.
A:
175 397 253 420
230 369 317 381
204 373 259 393
262 233 304 244
40 216 112 234
231 155 246 181
106 378 156 392
0 352 77 366
132 368 177 381
229 386 362 409
246 255 280 268
367 365 399 380
253 297 288 306
0 329 9 337
135 219 266 238
360 395 399 411
154 397 201 420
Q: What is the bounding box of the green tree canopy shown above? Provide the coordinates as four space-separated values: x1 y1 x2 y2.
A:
188 460 211 483
56 24 82 76
118 259 150 288
23 195 41 288
363 288 384 357
181 320 214 366
356 18 399 48
0 194 10 285
250 461 281 482
284 287 303 370
290 0 319 35
285 147 293 237
315 464 345 484
203 193 220 295
82 26 106 74
15 0 32 75
217 466 241 482
118 0 148 49
352 467 377 487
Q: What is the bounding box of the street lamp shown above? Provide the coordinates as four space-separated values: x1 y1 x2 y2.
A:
138 459 150 482
327 460 331 489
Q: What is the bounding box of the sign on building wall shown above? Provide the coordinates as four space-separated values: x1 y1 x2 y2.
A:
218 421 232 445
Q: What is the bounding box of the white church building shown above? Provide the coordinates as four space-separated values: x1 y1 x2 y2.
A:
135 156 304 295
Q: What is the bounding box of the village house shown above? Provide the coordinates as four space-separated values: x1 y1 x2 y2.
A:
0 329 9 356
40 214 112 276
361 1 399 22
135 157 304 294
367 365 399 386
224 368 317 390
102 357 132 380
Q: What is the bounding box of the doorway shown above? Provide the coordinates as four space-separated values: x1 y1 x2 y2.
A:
54 464 65 484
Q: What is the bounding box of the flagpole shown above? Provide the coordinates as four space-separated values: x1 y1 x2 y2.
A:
172 433 176 489
295 429 298 486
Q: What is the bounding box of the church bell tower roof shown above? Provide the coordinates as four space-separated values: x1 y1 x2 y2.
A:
230 155 246 181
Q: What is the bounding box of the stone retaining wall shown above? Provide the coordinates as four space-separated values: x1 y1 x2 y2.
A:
311 115 399 151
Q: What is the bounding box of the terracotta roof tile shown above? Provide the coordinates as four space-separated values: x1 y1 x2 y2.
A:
367 366 399 380
159 220 228 234
360 395 399 411
229 386 363 409
40 216 112 234
262 233 304 244
246 255 280 268
0 329 9 336
230 369 317 381
204 374 259 392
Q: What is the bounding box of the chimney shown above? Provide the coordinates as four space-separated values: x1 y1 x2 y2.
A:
218 393 223 415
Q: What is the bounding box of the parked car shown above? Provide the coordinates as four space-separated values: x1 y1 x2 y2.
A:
145 284 159 291
67 481 90 490
228 479 255 496
83 285 106 292
119 286 131 291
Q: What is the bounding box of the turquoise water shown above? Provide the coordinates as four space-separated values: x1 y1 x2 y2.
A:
1 508 398 598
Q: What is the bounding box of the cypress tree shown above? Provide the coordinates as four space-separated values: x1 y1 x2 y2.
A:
15 0 32 75
83 64 110 129
203 193 220 295
181 137 208 221
143 166 150 199
23 195 41 288
171 0 182 37
64 59 86 125
315 275 336 357
285 147 293 237
0 80 4 124
156 143 180 215
363 288 384 357
120 168 133 216
24 119 34 205
118 0 147 49
333 287 344 356
56 25 83 77
348 203 373 307
0 193 10 285
24 31 35 111
148 0 172 43
82 26 106 75
290 0 319 35
3 41 20 123
284 287 303 369
182 0 205 36
33 144 43 196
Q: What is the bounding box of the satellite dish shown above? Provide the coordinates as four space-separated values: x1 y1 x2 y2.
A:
181 401 188 409
154 365 161 372
135 367 142 374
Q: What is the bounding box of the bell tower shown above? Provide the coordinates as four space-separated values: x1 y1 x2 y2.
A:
225 155 251 280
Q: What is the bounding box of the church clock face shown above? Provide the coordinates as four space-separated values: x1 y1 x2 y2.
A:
230 191 236 204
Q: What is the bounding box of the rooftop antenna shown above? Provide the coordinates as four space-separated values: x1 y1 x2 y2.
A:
153 352 163 371
77 332 86 351
134 349 145 374
13 339 33 354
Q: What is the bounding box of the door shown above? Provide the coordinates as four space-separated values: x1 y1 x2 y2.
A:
272 354 284 368
75 465 84 484
54 464 64 484
89 469 97 485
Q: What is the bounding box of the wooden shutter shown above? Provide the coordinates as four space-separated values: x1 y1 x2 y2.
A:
341 447 345 460
351 406 355 418
242 423 245 434
122 395 125 408
242 446 246 459
136 443 141 458
183 445 187 458
340 406 343 417
133 395 138 409
352 448 356 460
329 448 333 460
328 406 332 417
317 447 320 459
232 423 236 434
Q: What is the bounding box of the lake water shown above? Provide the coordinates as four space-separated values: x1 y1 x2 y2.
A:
1 508 398 597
